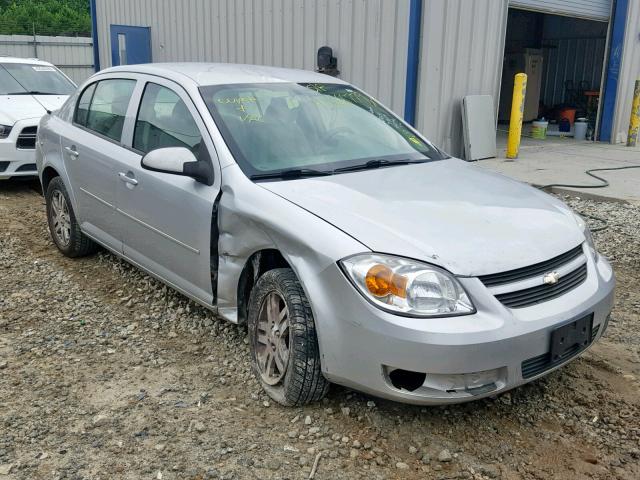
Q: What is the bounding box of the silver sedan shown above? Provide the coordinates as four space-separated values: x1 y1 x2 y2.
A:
36 63 615 406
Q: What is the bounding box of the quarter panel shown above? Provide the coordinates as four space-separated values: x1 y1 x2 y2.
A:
37 114 77 209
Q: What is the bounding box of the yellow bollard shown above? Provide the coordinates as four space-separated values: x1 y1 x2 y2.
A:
506 73 527 159
627 79 640 147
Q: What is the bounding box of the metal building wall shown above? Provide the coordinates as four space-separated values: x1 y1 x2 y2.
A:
95 0 410 115
541 37 607 106
415 0 509 156
0 35 93 84
610 0 640 143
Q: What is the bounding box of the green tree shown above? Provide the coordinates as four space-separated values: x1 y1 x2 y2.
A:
0 0 91 36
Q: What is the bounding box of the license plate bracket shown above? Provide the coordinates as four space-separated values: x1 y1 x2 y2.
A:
550 314 593 364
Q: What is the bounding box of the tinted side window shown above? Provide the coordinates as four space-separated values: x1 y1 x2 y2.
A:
133 83 202 157
74 83 96 126
85 79 136 142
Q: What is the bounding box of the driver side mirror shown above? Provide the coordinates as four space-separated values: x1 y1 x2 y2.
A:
141 146 214 186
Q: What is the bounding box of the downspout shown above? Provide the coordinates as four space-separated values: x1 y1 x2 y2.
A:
90 0 100 72
403 0 423 126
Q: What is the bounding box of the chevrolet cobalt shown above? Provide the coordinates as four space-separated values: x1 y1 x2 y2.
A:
36 64 614 406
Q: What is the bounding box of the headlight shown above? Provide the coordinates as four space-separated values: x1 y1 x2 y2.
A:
339 254 475 317
583 224 596 254
0 124 12 139
573 213 597 257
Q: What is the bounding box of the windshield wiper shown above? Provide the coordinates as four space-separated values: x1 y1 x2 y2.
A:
250 168 333 181
333 158 427 173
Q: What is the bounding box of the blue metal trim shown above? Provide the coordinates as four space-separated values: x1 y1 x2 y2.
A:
89 0 100 72
599 0 628 142
403 0 423 126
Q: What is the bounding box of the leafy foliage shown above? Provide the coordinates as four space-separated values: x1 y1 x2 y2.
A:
0 0 91 36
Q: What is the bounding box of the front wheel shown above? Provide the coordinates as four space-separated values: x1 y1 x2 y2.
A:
248 268 329 406
45 177 97 257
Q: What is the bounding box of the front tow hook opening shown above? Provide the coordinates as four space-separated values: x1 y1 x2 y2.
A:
384 366 507 397
388 369 426 392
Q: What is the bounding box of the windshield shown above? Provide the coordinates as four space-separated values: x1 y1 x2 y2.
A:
200 83 446 177
0 63 76 95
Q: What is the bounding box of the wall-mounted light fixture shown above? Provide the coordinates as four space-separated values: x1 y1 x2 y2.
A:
317 46 339 76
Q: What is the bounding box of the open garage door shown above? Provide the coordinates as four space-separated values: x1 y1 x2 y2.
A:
499 5 612 143
510 0 612 21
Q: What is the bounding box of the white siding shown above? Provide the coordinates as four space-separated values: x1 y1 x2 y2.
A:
0 35 93 84
415 0 509 156
610 0 640 144
510 0 612 21
95 0 410 115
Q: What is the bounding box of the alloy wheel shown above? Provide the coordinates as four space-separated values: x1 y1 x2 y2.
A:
255 291 291 386
51 190 71 247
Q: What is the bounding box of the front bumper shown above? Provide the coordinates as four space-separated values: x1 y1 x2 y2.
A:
0 118 39 179
309 248 615 405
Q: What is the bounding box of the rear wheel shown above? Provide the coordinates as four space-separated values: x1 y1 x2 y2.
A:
248 268 329 406
45 177 97 257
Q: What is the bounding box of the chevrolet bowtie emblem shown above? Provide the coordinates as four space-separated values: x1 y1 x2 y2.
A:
543 271 560 285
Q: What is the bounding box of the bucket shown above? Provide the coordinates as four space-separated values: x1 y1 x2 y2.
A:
531 120 548 139
574 118 588 140
557 107 576 125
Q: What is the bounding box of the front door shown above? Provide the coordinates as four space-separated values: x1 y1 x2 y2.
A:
61 77 138 252
113 78 219 305
110 25 152 66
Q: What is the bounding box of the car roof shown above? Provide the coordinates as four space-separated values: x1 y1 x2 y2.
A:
100 62 349 87
0 56 54 66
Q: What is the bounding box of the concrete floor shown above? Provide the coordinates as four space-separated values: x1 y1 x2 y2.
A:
475 131 640 204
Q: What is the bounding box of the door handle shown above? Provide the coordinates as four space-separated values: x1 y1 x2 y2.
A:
64 146 79 157
118 172 139 186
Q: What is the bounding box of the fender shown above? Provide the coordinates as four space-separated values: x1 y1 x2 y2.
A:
215 165 368 323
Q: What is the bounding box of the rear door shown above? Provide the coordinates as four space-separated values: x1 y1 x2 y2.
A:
112 76 220 305
60 76 138 251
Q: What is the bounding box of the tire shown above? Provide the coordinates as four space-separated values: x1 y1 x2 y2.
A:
248 268 329 406
45 176 97 257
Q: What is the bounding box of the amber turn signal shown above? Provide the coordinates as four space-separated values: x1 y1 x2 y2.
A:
365 264 408 298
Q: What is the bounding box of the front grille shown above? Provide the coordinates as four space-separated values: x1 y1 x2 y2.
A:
0 161 8 172
494 263 588 308
521 324 600 379
16 126 37 149
15 163 37 172
479 245 583 287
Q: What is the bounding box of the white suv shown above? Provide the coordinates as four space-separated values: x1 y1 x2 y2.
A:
0 57 75 179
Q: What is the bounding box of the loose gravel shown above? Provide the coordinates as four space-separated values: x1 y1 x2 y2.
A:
1 181 639 480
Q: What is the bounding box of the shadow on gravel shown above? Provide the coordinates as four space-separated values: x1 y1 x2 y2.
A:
0 177 42 194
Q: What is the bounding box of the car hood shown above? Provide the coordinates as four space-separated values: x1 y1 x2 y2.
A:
260 159 584 276
0 94 68 124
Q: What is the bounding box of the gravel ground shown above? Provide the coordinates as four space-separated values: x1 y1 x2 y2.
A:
1 180 639 480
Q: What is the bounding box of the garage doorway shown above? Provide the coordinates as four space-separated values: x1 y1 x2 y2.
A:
498 6 611 142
